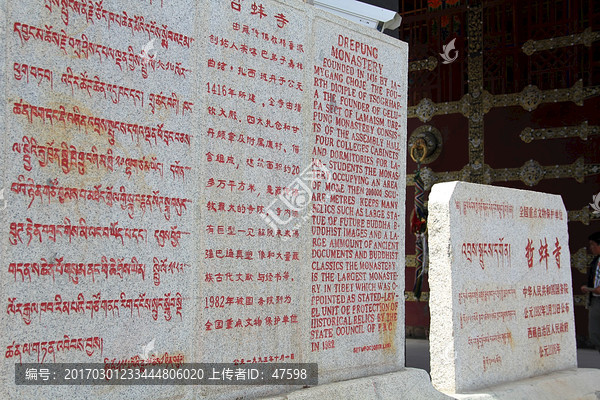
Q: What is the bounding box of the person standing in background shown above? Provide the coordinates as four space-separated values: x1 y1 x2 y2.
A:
582 232 600 351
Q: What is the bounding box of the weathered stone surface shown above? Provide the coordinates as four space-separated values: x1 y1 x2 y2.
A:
1 0 408 398
429 181 577 393
264 368 452 400
449 368 600 400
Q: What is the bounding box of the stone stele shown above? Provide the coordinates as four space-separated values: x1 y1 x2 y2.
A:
428 181 577 394
0 0 425 398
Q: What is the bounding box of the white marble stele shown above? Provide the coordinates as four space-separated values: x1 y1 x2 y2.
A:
428 181 585 395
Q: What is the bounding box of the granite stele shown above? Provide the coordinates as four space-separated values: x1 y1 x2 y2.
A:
428 181 600 399
0 0 446 398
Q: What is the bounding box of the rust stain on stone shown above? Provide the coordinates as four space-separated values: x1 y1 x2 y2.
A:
378 290 399 354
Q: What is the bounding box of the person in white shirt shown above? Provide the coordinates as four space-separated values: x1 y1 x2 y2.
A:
581 232 600 351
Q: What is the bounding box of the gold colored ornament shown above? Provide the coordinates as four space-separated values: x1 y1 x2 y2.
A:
492 157 587 186
521 121 599 143
409 81 600 122
522 27 600 56
407 158 600 188
408 125 443 164
568 206 600 226
409 56 438 72
481 81 599 113
570 247 594 274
